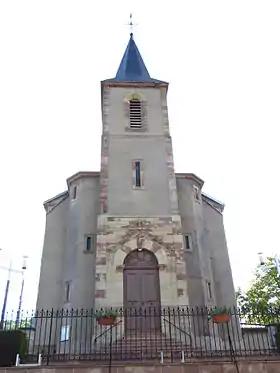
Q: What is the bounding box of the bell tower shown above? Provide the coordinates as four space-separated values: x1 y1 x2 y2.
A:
94 32 188 309
99 33 179 216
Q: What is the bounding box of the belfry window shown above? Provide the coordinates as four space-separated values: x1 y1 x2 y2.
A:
129 99 142 128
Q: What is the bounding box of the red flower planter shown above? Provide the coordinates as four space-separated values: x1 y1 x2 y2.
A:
97 316 117 326
212 313 230 323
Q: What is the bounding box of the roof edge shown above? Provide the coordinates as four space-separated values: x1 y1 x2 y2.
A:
43 190 68 206
101 80 169 87
67 171 100 187
202 192 225 208
202 193 225 214
175 173 204 188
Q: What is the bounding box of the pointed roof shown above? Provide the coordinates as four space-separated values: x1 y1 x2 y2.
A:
103 33 167 84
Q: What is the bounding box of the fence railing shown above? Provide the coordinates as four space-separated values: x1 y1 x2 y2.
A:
2 307 280 364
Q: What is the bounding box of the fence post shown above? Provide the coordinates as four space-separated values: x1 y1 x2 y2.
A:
109 324 113 373
46 309 54 365
168 307 173 362
226 321 240 373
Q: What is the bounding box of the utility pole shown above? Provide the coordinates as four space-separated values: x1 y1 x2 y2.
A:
0 249 28 330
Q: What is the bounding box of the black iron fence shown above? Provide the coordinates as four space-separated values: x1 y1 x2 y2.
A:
2 307 280 364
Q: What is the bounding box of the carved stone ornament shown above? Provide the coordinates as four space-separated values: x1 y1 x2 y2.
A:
124 249 158 268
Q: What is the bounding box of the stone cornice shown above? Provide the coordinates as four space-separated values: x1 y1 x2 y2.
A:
175 173 204 188
66 171 100 187
101 81 168 89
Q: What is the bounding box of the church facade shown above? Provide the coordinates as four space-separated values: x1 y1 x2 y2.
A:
36 33 236 314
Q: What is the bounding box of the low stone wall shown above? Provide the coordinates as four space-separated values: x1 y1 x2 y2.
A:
2 360 280 373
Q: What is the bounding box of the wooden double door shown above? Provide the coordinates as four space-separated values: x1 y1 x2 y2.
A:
123 249 161 333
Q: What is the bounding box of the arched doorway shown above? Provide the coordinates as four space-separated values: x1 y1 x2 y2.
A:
123 249 161 332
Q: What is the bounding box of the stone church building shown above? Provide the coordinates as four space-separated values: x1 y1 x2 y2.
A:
36 32 236 315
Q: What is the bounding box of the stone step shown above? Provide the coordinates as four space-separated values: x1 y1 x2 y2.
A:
97 340 194 354
93 333 195 361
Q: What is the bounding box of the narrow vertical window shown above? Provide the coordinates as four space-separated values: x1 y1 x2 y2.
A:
65 281 71 302
86 236 92 251
207 282 212 299
129 99 142 128
193 185 200 202
84 234 96 253
72 186 77 200
135 161 141 187
185 235 190 250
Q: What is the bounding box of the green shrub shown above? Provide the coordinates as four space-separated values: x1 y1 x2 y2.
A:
0 330 28 367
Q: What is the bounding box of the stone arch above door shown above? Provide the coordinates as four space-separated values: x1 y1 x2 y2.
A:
114 237 168 269
124 249 159 268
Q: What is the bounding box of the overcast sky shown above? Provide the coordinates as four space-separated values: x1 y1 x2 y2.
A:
0 0 280 315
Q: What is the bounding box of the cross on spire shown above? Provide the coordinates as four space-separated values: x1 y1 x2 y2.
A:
126 13 137 36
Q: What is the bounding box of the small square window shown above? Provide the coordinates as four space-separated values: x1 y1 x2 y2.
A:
60 325 70 342
184 235 192 250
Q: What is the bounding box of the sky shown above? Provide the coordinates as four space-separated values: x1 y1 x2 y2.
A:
0 0 280 316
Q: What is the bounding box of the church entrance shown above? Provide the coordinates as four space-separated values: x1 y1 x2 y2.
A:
123 249 161 333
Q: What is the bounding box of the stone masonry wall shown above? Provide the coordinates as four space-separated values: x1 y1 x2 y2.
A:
99 86 110 214
94 215 189 308
161 86 179 215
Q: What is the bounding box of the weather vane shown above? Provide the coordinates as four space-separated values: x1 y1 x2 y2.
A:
126 13 138 35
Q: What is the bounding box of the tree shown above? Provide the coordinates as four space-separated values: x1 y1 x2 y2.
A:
236 257 280 325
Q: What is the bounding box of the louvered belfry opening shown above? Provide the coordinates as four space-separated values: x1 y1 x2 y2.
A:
129 99 142 128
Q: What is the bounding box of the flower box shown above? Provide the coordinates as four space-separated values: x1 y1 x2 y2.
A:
97 316 117 326
212 313 231 324
208 307 231 324
95 310 118 326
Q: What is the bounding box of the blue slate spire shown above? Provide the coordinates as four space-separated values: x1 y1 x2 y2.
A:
103 33 166 84
115 33 151 82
